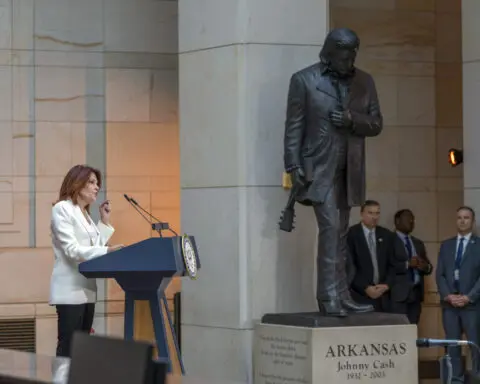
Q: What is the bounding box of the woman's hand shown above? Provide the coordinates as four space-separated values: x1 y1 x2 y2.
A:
99 200 111 225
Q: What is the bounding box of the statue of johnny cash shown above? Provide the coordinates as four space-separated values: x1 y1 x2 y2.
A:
283 28 383 317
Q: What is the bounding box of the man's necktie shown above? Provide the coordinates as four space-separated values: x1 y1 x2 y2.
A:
368 230 379 284
454 237 465 293
404 235 414 281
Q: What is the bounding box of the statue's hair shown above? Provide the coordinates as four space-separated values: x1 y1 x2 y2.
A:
319 28 360 64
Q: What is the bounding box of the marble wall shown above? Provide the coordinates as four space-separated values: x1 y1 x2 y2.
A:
331 0 463 361
0 0 179 356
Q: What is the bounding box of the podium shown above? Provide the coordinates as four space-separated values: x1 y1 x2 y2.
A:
79 235 200 374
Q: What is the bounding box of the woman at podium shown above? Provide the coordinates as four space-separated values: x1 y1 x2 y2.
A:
49 164 123 358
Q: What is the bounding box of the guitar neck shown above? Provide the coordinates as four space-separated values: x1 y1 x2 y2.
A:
285 185 299 210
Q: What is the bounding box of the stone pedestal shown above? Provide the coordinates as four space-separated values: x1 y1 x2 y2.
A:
253 313 418 384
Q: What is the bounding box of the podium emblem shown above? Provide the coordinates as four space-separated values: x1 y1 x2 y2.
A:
181 234 198 279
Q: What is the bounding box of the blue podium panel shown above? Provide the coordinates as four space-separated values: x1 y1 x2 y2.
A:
78 235 200 375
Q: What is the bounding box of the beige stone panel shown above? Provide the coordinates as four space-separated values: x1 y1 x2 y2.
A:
35 177 63 193
35 303 56 317
395 0 435 11
104 0 177 54
150 70 178 124
398 77 435 126
0 248 52 303
398 192 437 242
330 0 395 9
13 66 34 122
365 125 399 179
106 175 179 193
106 300 124 314
398 126 436 177
35 67 104 122
436 0 461 13
437 177 463 192
106 123 179 177
36 317 57 357
35 51 103 68
398 177 436 192
436 13 461 63
366 176 400 193
437 191 463 241
107 279 125 303
0 66 12 121
104 52 177 70
330 9 434 62
355 58 434 77
106 69 151 122
436 65 462 128
0 1 12 50
34 0 103 52
0 122 13 177
12 0 34 50
36 122 86 177
0 304 35 318
35 192 56 248
417 306 442 359
13 122 34 176
106 314 124 338
0 190 13 224
374 76 398 126
463 0 480 62
436 127 463 178
151 190 180 210
0 192 32 247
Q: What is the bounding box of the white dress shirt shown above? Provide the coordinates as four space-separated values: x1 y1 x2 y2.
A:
49 199 115 305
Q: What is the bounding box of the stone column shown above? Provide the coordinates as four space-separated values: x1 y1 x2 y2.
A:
463 1 480 211
179 1 327 381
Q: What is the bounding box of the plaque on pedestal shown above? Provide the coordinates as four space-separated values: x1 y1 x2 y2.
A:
253 312 418 384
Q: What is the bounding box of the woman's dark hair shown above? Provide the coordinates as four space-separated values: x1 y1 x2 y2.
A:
56 164 102 213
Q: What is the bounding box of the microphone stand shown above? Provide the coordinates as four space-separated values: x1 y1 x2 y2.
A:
123 194 177 237
439 343 480 384
439 347 453 384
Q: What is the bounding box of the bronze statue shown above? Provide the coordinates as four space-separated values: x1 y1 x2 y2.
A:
281 28 383 317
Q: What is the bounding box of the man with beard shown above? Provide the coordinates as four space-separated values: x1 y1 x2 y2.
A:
283 28 383 316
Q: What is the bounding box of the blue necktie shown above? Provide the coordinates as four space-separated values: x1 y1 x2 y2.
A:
404 236 413 280
454 237 465 292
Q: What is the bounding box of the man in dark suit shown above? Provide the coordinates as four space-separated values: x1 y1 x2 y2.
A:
436 206 480 382
347 200 398 312
390 209 432 324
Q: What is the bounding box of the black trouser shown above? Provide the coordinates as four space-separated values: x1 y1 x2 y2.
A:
313 153 350 302
56 303 95 358
442 307 480 383
391 286 423 324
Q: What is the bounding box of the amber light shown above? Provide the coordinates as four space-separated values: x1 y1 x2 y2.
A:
448 148 463 167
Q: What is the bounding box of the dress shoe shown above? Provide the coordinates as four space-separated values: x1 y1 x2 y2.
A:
341 298 374 313
318 299 348 317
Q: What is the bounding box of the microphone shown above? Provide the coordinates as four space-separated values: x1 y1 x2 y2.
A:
416 338 471 348
123 194 178 237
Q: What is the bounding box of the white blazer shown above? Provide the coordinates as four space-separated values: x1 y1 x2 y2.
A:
49 199 115 305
